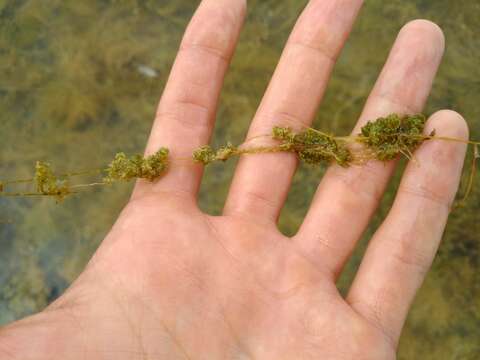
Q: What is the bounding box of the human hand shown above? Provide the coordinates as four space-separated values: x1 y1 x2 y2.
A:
0 0 468 359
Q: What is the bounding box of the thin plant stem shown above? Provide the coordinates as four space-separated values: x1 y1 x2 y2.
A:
1 113 479 207
455 144 479 209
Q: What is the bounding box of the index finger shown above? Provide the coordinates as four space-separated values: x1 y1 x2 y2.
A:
133 0 246 200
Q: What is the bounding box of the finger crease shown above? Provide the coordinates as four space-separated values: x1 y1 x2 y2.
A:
397 184 452 210
180 43 230 63
390 248 431 276
329 165 387 205
156 102 211 131
287 40 337 64
368 92 419 116
349 299 397 353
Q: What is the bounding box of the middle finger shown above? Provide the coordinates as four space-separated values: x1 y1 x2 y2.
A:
223 0 364 223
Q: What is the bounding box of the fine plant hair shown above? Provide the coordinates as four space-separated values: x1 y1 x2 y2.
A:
1 113 479 205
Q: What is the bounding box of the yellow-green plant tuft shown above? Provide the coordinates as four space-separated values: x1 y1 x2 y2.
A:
359 113 428 161
273 127 352 167
34 161 71 200
104 148 169 183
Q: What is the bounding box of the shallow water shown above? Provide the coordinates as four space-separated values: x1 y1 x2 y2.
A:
0 0 479 358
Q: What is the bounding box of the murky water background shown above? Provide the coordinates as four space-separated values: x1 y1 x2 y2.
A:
0 0 479 358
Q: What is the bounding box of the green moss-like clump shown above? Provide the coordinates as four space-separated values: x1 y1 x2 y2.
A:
193 143 239 165
359 113 428 161
273 126 352 167
193 146 216 165
34 161 70 200
104 148 169 183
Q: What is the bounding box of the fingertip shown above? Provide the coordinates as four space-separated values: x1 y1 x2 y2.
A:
394 20 445 70
426 109 469 141
400 19 445 55
402 19 444 38
401 110 469 209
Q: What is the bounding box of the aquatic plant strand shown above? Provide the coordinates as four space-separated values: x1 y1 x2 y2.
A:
0 149 169 200
1 114 479 204
194 114 431 167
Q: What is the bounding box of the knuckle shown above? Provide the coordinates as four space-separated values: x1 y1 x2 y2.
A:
386 226 435 276
397 183 452 209
287 40 337 63
390 246 431 276
156 97 212 132
329 162 387 205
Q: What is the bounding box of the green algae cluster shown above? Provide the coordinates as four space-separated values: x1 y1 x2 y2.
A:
359 113 428 161
104 148 169 183
273 126 352 166
193 143 238 165
34 162 70 200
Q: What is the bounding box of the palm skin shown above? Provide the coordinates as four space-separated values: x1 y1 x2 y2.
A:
3 192 394 359
51 193 393 359
0 0 468 359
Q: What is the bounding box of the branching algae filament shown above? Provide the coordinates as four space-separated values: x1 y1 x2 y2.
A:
0 149 169 201
0 114 478 204
194 114 429 166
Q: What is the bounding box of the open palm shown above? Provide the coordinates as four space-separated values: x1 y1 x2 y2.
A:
1 0 468 359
